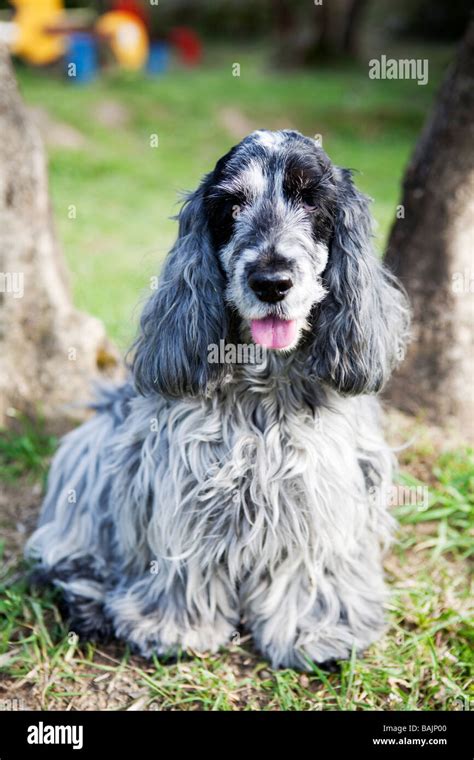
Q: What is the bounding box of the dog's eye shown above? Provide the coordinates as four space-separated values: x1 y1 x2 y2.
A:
300 188 318 212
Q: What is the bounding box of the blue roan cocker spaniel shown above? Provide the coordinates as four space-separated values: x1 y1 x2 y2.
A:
27 130 410 669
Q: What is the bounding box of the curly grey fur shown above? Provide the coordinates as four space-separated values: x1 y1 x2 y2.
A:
26 130 410 669
131 185 229 397
307 168 410 394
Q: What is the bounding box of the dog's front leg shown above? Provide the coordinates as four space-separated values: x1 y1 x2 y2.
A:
242 550 387 670
105 561 239 659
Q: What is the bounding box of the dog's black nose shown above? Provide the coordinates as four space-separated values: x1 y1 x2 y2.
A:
248 272 293 303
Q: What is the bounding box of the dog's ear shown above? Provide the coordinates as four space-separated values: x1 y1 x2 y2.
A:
131 179 228 397
307 169 410 395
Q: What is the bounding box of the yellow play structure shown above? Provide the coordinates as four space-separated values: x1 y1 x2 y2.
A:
5 0 149 71
9 0 67 66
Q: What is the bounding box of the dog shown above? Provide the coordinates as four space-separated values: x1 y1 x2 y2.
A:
26 129 410 670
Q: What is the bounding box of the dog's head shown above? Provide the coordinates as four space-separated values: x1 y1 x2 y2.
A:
133 129 410 398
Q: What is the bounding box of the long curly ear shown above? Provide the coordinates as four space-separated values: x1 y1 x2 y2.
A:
307 169 410 395
131 181 228 397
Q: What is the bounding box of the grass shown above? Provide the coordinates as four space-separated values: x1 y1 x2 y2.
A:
396 452 474 560
0 421 472 711
0 416 56 485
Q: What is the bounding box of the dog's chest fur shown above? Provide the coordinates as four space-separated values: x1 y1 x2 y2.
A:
111 358 389 581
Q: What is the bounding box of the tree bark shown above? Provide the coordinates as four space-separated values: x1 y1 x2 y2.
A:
385 22 474 441
0 45 122 430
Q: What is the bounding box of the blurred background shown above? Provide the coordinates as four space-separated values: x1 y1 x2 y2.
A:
0 0 469 348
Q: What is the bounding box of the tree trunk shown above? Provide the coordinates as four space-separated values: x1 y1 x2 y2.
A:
0 45 122 431
341 0 368 57
385 22 474 441
271 0 367 67
318 0 367 59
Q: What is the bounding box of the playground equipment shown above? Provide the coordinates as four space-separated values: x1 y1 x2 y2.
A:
2 0 202 80
96 10 149 71
9 0 66 66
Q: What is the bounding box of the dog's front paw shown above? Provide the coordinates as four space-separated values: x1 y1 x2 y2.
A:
254 620 384 671
107 595 236 659
292 621 383 671
134 620 236 659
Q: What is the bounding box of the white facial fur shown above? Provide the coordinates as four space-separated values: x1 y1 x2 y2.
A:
218 164 330 350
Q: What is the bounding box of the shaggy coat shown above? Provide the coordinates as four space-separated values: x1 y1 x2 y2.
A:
26 130 410 669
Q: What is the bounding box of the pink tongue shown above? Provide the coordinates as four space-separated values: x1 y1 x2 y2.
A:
250 317 297 349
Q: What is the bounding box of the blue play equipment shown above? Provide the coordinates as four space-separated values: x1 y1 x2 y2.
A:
66 33 98 84
146 41 170 75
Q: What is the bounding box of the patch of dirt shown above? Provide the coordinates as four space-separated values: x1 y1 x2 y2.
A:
218 106 297 140
383 407 468 483
0 476 42 566
92 100 131 129
28 106 88 151
0 641 269 711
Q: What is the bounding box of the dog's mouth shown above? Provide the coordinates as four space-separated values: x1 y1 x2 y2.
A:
250 317 297 349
